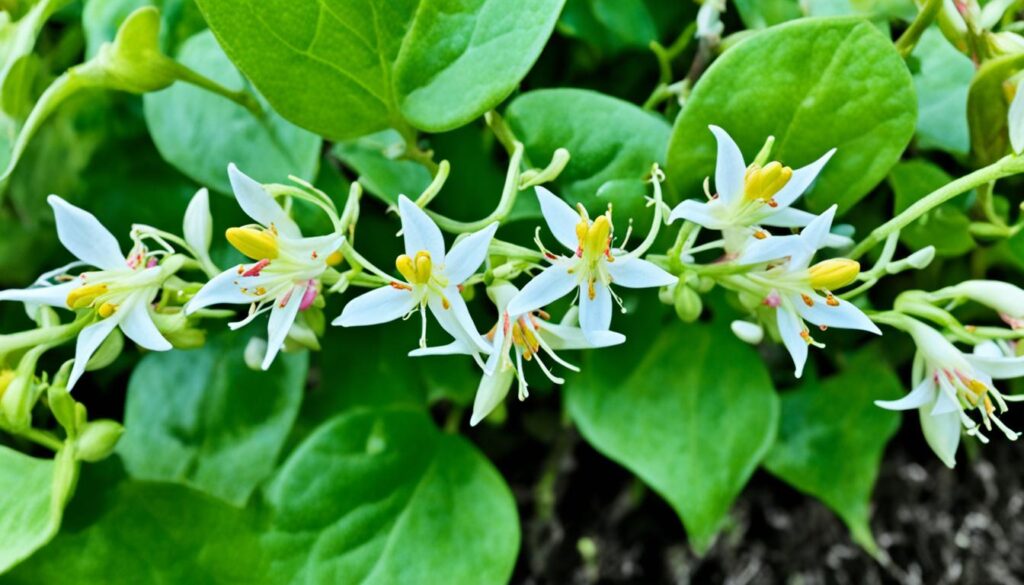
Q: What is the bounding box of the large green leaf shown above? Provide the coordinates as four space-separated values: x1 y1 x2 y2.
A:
762 352 903 554
887 159 974 257
733 0 801 28
332 130 432 206
910 27 973 155
118 332 308 506
667 17 916 213
144 30 321 194
194 0 565 140
567 322 779 553
506 88 671 230
263 406 519 584
557 0 657 53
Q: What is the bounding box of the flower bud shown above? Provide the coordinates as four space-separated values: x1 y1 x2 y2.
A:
86 327 123 371
226 227 279 260
74 419 124 462
903 246 935 270
244 337 268 371
1 346 45 431
673 283 703 323
731 320 764 345
47 363 79 437
947 280 1024 318
151 311 206 349
808 258 860 290
184 188 213 260
83 7 179 94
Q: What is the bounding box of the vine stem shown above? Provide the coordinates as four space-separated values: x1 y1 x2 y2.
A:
425 142 525 234
894 0 943 57
849 154 1024 260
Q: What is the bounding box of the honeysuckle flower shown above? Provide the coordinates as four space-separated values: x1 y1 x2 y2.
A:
875 319 1024 467
0 196 175 391
668 125 836 253
334 196 497 366
736 205 880 377
506 187 675 343
410 282 625 425
184 164 343 370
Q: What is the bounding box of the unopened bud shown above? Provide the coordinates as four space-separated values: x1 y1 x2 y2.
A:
903 246 936 270
83 7 179 93
86 327 123 371
808 258 860 290
1 346 45 431
244 337 268 371
226 227 278 260
673 283 703 323
151 311 206 349
946 280 1024 319
48 363 78 437
731 320 764 345
74 419 124 462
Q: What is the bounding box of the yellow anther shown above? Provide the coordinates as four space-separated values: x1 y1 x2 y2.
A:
226 227 279 260
414 251 432 283
965 379 989 406
801 293 814 307
743 161 792 202
584 215 611 256
808 259 860 291
587 278 596 300
66 283 108 309
396 255 417 283
98 302 118 318
575 219 589 248
326 250 343 266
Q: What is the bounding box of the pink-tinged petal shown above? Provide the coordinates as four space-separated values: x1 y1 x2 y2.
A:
536 186 581 251
444 222 498 284
398 195 445 261
776 307 809 378
427 286 490 354
48 196 124 270
262 284 304 369
709 125 746 205
540 322 625 350
333 285 417 327
772 148 836 209
67 315 122 392
919 406 960 468
228 164 300 237
578 281 612 343
606 257 675 289
470 367 516 426
506 264 576 316
0 280 81 309
792 292 881 335
875 378 935 411
119 296 171 351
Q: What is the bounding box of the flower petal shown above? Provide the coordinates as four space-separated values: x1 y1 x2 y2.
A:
444 222 498 284
919 406 960 469
737 233 803 265
578 281 612 343
427 286 490 354
408 339 474 357
606 257 675 289
119 296 171 351
333 285 417 327
0 281 81 309
668 199 728 229
398 195 445 261
262 284 305 370
183 188 212 257
792 292 881 335
185 265 274 313
470 367 516 426
228 164 300 237
540 322 625 350
67 315 122 392
536 186 581 251
776 306 809 378
280 233 344 261
506 263 576 316
772 148 836 209
793 205 837 265
759 206 815 228
875 378 935 411
965 353 1024 380
709 125 745 204
48 196 124 270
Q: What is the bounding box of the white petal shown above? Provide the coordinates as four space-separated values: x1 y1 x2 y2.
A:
470 367 516 426
823 233 854 250
540 322 625 349
119 296 171 351
47 196 124 270
398 195 445 261
875 378 935 411
737 233 803 265
444 222 498 284
536 186 581 251
931 384 960 415
606 257 675 289
333 285 417 327
280 233 344 261
966 353 1024 380
578 281 612 343
228 164 300 237
408 339 474 357
0 281 80 309
919 407 960 469
67 316 121 392
486 282 519 313
668 199 728 229
183 188 212 256
506 263 576 316
776 307 808 378
185 265 273 313
792 292 881 334
427 287 490 354
759 206 815 228
772 148 836 209
262 285 305 370
973 340 1004 359
797 205 837 254
708 125 745 205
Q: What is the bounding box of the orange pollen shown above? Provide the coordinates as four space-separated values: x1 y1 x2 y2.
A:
984 395 995 416
442 296 451 310
588 279 596 300
801 294 814 307
799 330 813 344
390 281 412 291
766 198 779 208
754 230 767 240
819 324 828 332
311 251 318 260
826 294 840 307
536 309 551 320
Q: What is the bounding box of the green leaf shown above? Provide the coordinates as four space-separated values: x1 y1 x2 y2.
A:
667 17 916 214
264 406 519 584
144 30 321 194
762 352 903 554
0 446 76 575
910 27 973 155
567 322 779 553
888 159 975 257
733 0 801 28
557 0 658 53
332 130 431 206
967 52 1024 165
194 0 565 140
118 332 308 506
506 88 671 229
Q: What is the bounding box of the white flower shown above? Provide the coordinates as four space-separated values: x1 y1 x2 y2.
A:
668 125 836 254
506 187 675 343
184 164 343 370
941 280 1024 329
182 187 217 274
334 196 497 366
875 319 1024 467
0 196 174 391
736 205 880 377
410 281 624 426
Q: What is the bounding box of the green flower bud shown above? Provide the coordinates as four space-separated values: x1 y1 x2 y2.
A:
151 311 206 349
74 419 124 462
244 337 267 371
673 283 703 323
1 345 45 432
47 362 78 437
86 327 124 371
82 7 179 94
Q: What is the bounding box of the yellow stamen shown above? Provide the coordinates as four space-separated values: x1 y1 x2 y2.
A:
226 227 279 260
414 251 432 283
587 279 596 300
966 379 989 406
396 255 417 283
743 161 792 202
326 250 343 266
585 215 611 255
801 294 814 307
808 258 860 291
98 302 118 318
67 283 108 309
575 219 588 247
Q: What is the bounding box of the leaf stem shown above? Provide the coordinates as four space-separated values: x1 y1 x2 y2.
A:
894 0 943 57
425 142 525 233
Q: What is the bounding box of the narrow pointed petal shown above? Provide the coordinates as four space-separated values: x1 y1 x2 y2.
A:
484 321 507 376
427 287 490 354
470 367 516 426
966 353 1024 379
668 199 727 229
67 316 121 392
875 378 935 411
606 257 675 289
47 196 124 270
183 188 212 256
776 307 809 378
228 164 300 237
797 205 837 253
578 281 612 343
536 186 582 251
506 264 576 316
398 195 445 261
334 285 417 327
709 125 745 204
772 148 836 209
540 322 625 350
0 281 81 309
792 292 881 334
409 339 473 357
262 285 304 370
931 385 960 415
919 406 960 468
185 266 273 314
759 206 815 228
444 222 498 284
737 233 803 265
119 296 171 351
280 233 344 260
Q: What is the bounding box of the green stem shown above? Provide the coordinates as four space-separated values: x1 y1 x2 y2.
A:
397 123 439 175
850 154 1024 259
622 165 666 259
18 428 63 451
894 0 943 57
425 142 524 233
171 62 262 116
340 240 393 282
0 318 87 360
414 160 451 208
